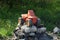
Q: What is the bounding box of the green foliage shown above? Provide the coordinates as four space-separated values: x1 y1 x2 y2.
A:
0 0 60 36
0 28 7 36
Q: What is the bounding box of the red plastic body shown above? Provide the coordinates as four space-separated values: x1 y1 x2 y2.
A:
21 10 37 24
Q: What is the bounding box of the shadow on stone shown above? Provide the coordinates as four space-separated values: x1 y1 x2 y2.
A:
37 33 53 40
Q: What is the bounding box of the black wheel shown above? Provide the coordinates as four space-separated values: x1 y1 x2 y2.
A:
37 18 41 26
26 19 33 26
18 17 24 25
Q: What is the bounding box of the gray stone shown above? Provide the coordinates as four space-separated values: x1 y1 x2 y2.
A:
37 33 53 40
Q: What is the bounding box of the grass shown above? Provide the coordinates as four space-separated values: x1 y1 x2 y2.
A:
0 28 7 36
0 5 22 36
0 19 17 36
0 1 60 37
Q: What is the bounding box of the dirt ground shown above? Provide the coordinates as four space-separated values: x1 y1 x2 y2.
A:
47 32 60 40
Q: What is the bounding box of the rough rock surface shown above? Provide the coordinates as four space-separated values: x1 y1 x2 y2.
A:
0 32 60 40
47 32 60 40
36 33 53 40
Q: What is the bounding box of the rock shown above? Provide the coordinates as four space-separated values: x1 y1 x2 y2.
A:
53 27 60 34
37 33 53 40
